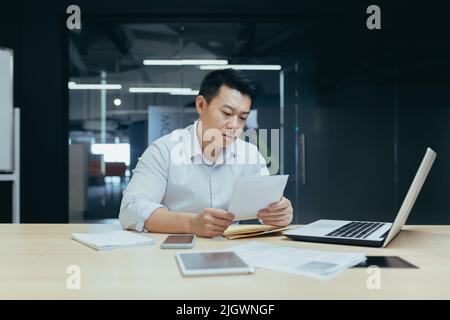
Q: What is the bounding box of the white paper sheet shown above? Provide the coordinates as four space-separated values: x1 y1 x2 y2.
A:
228 175 289 220
226 241 366 279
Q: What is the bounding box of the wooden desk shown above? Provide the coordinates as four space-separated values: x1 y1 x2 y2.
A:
1 224 449 299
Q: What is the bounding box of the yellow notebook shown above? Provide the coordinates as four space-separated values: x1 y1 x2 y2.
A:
223 225 291 240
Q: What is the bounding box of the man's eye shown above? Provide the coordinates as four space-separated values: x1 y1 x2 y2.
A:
222 112 231 116
240 117 247 121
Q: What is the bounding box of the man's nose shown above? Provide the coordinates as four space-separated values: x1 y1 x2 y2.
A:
227 115 239 128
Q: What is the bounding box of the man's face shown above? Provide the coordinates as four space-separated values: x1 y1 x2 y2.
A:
196 85 252 149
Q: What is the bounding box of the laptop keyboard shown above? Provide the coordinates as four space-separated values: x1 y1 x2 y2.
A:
326 222 385 239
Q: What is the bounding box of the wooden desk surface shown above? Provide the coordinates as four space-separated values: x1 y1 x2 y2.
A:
1 224 449 299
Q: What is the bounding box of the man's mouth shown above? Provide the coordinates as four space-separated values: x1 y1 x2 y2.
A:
222 133 235 140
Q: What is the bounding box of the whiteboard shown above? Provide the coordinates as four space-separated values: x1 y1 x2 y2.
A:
0 48 13 172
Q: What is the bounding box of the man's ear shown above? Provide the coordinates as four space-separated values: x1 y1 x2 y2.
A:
195 95 207 115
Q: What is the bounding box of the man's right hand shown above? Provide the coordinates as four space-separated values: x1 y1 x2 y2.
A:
190 208 235 237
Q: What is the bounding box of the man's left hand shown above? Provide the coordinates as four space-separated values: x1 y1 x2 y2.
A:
257 196 293 227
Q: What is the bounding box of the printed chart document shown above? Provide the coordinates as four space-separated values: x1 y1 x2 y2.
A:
228 175 289 221
226 241 366 279
72 230 155 251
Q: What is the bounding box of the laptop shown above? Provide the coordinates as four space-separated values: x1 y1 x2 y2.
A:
284 148 437 248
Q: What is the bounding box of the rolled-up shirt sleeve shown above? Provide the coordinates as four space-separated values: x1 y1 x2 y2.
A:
119 142 169 232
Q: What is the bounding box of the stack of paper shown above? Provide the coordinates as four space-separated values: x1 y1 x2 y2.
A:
223 225 291 240
72 230 155 251
226 241 366 279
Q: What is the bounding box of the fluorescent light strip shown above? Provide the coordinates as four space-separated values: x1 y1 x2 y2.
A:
68 82 122 90
170 90 199 96
129 87 197 94
143 59 228 66
199 64 282 71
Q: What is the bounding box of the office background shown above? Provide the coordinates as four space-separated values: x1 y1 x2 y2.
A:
0 0 449 225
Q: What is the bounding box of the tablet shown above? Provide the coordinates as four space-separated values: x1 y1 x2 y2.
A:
228 175 289 221
175 251 255 276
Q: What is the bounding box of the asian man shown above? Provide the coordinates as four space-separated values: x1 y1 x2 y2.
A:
119 68 293 237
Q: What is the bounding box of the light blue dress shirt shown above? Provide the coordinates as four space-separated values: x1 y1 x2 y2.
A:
119 120 269 232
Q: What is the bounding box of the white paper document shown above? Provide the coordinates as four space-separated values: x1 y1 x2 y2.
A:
226 241 366 279
228 175 289 221
72 230 155 251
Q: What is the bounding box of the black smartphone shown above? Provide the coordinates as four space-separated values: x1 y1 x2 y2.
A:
353 256 418 268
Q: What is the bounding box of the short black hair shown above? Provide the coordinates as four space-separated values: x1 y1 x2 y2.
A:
198 68 258 105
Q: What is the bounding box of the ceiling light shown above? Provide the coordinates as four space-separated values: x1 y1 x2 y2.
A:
143 59 228 66
199 64 282 71
68 82 122 90
169 89 199 96
129 87 197 94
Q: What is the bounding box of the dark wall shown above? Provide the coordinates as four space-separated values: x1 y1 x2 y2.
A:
297 52 396 223
394 3 450 224
0 1 67 223
397 80 450 224
297 3 450 224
